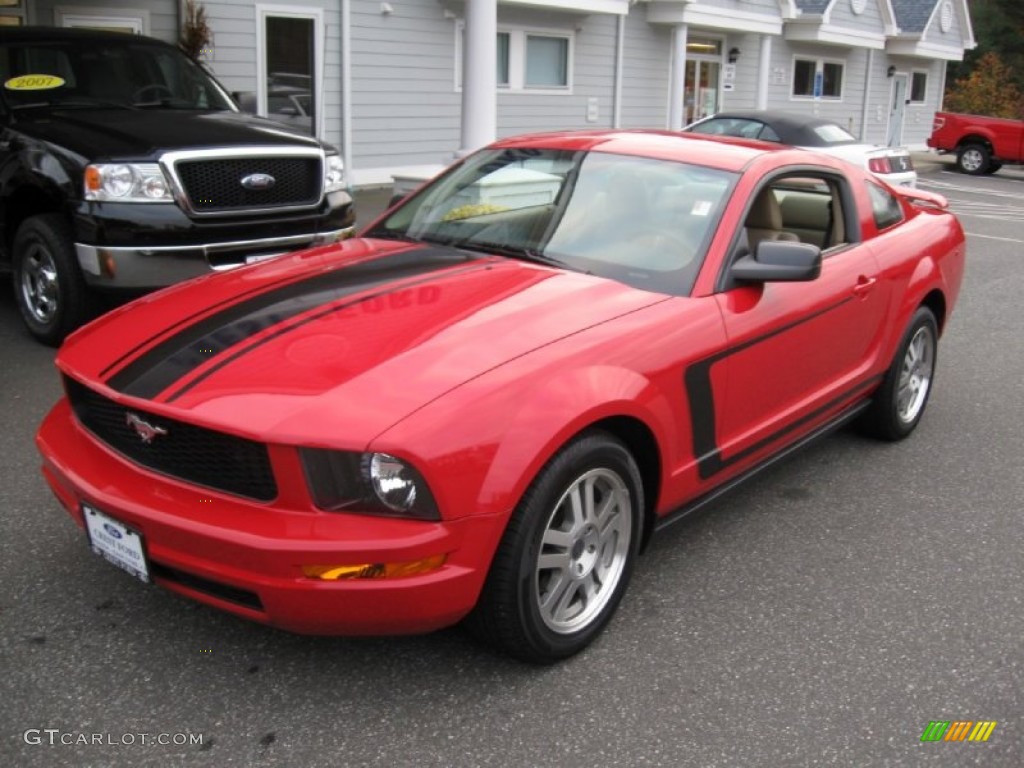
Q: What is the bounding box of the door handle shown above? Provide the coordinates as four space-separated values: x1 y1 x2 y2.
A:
853 276 877 297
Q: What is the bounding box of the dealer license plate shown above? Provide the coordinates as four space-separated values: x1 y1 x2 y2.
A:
83 505 150 583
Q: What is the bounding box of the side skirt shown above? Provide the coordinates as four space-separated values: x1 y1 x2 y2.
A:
651 398 872 537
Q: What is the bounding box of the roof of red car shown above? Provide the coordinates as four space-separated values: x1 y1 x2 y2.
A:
490 129 781 173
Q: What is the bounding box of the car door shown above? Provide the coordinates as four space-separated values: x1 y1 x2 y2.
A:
692 171 890 482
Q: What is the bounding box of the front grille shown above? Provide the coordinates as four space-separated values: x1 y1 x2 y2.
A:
175 156 322 213
64 376 277 501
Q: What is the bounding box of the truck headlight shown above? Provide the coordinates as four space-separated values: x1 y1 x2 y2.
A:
300 448 439 520
324 153 346 194
85 163 173 202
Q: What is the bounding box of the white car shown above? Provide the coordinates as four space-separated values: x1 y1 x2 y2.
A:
685 110 917 188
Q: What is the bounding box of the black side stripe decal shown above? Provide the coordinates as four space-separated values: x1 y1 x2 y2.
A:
106 247 481 399
684 294 867 480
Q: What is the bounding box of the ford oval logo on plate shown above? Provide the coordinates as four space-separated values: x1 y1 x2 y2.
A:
240 173 276 191
103 522 123 539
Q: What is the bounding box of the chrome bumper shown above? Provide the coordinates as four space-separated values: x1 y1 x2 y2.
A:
75 227 354 289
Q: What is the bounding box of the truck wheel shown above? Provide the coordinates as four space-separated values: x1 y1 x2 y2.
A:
12 214 93 346
984 161 1003 175
956 144 990 175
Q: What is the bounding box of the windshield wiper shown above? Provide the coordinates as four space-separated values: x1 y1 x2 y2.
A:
427 236 576 271
13 99 138 111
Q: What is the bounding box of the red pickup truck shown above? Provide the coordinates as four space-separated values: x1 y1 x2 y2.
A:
927 111 1024 175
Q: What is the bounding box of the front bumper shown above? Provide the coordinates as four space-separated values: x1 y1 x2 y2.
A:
75 227 353 289
37 398 505 635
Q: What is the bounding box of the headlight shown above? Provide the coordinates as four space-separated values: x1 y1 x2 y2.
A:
300 449 439 520
85 163 173 202
324 153 346 194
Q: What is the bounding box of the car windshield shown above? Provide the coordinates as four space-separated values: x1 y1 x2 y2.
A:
367 147 736 296
0 38 236 111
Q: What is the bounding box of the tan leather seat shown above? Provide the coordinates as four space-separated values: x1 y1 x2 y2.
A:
746 188 800 253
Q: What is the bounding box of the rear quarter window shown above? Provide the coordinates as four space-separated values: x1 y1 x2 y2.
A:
866 182 904 230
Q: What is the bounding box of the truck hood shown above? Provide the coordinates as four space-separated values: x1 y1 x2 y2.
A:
58 239 667 446
14 108 322 161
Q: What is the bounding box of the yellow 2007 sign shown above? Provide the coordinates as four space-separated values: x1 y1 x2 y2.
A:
4 74 66 91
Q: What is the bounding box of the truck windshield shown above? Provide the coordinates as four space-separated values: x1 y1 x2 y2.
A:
0 38 236 111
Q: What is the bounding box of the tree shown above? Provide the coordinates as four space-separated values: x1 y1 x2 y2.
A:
944 52 1023 118
947 0 1024 95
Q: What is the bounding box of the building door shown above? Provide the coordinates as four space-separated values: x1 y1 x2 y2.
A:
257 5 324 137
887 73 908 147
684 38 722 125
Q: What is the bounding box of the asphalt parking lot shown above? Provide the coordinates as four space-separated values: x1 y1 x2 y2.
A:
2 159 1022 767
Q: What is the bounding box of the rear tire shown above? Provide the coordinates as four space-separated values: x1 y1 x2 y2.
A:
983 161 1003 175
956 144 990 175
859 307 938 441
466 431 643 663
12 214 93 346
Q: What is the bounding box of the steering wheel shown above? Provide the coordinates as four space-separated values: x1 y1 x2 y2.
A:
132 84 174 103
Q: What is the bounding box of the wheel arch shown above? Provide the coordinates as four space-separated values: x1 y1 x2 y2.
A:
920 288 947 335
956 133 994 152
2 185 67 265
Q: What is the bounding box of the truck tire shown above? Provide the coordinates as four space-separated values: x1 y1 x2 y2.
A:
984 161 1003 175
956 144 990 175
12 214 93 346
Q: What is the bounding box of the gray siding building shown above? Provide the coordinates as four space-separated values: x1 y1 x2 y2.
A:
1 0 975 187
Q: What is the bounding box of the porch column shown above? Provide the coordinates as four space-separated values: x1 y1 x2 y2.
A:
756 34 772 110
668 23 688 129
459 0 497 155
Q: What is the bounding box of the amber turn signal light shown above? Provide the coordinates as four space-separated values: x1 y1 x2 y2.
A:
302 554 447 581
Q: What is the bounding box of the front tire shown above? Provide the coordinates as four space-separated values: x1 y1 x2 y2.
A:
956 144 990 175
467 431 643 663
859 307 938 441
12 214 92 346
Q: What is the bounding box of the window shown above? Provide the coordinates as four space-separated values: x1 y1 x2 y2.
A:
910 71 928 104
456 24 573 93
525 35 568 88
866 182 904 230
496 32 510 86
792 57 844 100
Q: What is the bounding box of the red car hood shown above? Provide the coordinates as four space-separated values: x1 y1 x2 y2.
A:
58 238 666 446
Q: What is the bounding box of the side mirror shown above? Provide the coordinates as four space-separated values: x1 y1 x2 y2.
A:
731 240 822 283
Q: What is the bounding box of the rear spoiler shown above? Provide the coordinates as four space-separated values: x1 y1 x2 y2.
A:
895 185 949 210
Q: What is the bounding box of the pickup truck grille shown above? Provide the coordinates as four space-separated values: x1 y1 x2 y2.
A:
64 376 278 502
172 153 323 215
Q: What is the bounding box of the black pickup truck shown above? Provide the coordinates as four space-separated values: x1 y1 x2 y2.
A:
1 27 354 344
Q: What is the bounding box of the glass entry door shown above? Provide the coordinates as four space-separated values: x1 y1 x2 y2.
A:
685 59 720 125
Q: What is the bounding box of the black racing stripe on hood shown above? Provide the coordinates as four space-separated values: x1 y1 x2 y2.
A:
106 247 481 400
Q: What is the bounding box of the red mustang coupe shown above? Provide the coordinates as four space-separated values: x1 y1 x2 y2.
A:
37 130 965 663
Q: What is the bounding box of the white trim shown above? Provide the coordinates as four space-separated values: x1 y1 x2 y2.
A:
790 54 846 102
501 0 629 14
647 2 782 36
341 0 353 186
785 20 886 50
54 6 149 34
885 37 967 61
885 71 908 146
255 4 325 138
